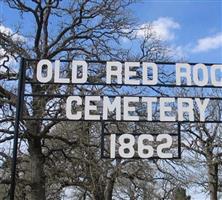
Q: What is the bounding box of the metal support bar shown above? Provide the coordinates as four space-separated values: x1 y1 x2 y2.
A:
22 93 222 100
20 117 222 123
178 122 182 159
25 58 221 66
101 121 105 158
10 58 26 200
24 81 222 88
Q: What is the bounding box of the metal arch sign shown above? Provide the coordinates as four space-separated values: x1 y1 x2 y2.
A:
9 58 222 199
31 59 222 159
22 59 222 159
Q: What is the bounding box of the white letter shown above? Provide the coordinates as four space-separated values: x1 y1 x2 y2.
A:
142 62 158 85
138 134 154 158
123 97 139 121
211 65 222 86
124 62 140 85
156 134 173 158
178 98 194 121
176 63 191 85
71 60 88 83
160 98 176 121
118 134 135 158
193 64 208 86
66 96 82 120
110 134 116 158
106 61 122 84
142 97 157 121
37 59 52 83
195 98 209 121
54 60 70 83
103 96 121 120
85 96 100 120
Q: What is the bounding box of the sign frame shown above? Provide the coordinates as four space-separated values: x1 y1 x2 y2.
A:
9 57 222 200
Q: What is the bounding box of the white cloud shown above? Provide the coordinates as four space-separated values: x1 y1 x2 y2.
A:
0 25 25 72
0 48 17 74
136 17 180 41
0 24 25 42
192 33 222 53
170 45 187 59
0 49 8 68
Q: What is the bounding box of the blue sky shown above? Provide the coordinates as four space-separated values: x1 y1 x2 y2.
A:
1 1 221 63
130 0 222 63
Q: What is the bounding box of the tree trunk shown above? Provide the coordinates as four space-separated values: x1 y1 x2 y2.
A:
208 162 218 200
172 187 190 200
28 136 46 200
104 177 115 200
93 191 105 200
129 187 136 200
92 181 105 200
